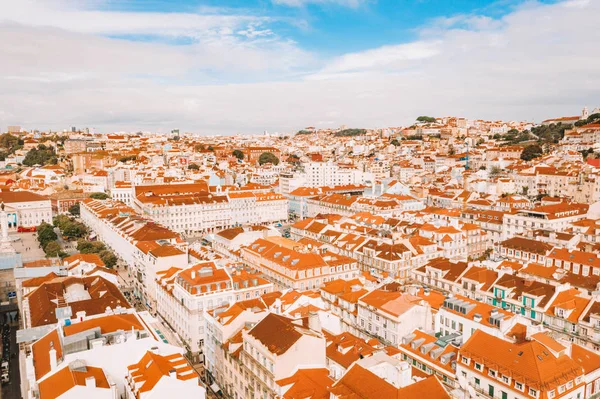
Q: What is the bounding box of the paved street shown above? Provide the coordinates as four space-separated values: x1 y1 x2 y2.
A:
9 232 45 262
1 322 21 399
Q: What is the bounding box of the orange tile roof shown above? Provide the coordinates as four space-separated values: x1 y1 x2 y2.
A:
63 313 145 336
127 351 197 394
276 368 333 399
32 329 63 381
38 364 110 399
460 330 583 391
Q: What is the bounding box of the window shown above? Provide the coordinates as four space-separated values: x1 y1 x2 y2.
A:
529 388 538 397
475 363 482 371
488 369 496 378
461 356 470 365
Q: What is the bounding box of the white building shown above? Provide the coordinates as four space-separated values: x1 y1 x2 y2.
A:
0 191 53 229
155 262 273 363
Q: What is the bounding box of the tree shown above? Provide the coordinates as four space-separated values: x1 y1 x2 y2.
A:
520 144 544 161
333 129 366 137
118 155 137 162
0 133 22 154
99 250 118 268
390 139 400 146
89 192 109 200
77 239 106 254
207 146 214 151
522 186 529 196
232 150 244 160
258 152 279 165
63 221 87 239
37 222 58 248
44 241 63 258
416 116 437 123
69 203 80 216
188 163 199 170
23 145 57 166
489 165 503 176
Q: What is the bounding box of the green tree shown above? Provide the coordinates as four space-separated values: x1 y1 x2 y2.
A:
333 129 366 137
489 165 503 176
258 152 280 165
232 150 244 160
188 163 199 170
520 144 544 161
89 192 109 200
390 139 400 146
99 250 118 268
63 221 87 239
0 133 22 153
77 239 106 254
416 116 437 123
69 203 80 216
37 222 58 248
44 241 63 258
23 145 57 166
118 155 137 162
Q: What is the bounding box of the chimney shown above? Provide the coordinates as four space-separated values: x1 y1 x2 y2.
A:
85 376 96 388
49 346 57 370
399 361 412 388
308 311 321 333
169 369 177 378
473 314 482 323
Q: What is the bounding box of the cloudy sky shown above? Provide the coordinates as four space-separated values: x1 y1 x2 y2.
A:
0 0 598 134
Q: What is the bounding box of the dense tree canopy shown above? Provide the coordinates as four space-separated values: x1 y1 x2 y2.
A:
23 144 57 166
44 241 64 258
98 250 118 268
333 129 366 137
69 203 80 216
188 163 199 170
77 239 106 254
37 222 58 249
118 155 137 163
258 152 280 165
89 192 109 200
232 150 244 160
521 144 544 161
416 116 437 123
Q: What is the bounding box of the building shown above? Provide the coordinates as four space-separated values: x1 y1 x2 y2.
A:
0 191 52 229
458 330 585 399
240 313 326 398
241 237 360 290
357 289 433 346
155 262 273 363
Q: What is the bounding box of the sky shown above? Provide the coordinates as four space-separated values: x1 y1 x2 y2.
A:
0 0 598 134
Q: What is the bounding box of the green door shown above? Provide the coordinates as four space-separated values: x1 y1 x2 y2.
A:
488 385 494 397
502 391 507 399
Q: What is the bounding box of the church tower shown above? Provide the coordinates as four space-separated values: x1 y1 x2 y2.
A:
582 106 589 120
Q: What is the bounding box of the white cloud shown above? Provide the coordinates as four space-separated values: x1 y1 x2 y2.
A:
272 0 364 7
0 0 599 134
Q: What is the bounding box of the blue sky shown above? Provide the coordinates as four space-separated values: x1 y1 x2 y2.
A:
0 0 597 133
100 0 549 55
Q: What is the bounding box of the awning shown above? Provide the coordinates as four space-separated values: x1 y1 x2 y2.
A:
210 383 221 393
